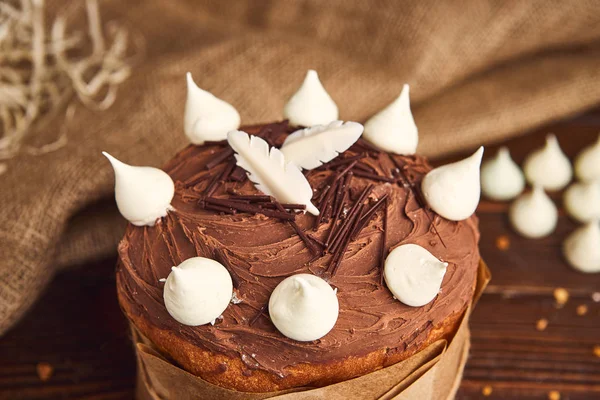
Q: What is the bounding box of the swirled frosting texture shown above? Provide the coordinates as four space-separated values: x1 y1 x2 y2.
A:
117 121 480 377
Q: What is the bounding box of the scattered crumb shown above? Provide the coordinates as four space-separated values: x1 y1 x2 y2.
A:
536 318 548 331
482 385 493 396
593 292 600 303
593 345 600 358
576 304 588 316
36 362 53 382
553 288 569 307
548 390 560 400
495 235 510 251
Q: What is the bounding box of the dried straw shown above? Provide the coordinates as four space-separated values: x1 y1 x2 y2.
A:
0 0 143 169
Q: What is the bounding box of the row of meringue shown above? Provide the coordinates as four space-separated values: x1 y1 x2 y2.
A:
162 241 447 341
184 69 419 156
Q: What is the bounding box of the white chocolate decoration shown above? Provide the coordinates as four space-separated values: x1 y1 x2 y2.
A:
564 181 600 223
280 120 363 170
563 220 600 273
480 147 525 201
509 186 557 238
421 147 484 221
523 134 572 191
163 257 233 326
103 152 174 226
283 70 338 127
227 130 319 215
269 274 339 341
574 134 600 182
363 84 418 155
184 72 241 145
384 244 448 307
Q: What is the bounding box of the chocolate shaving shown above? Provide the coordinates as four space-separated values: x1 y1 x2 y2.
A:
289 220 320 255
230 194 273 203
205 204 236 215
379 197 388 286
213 248 241 289
328 184 373 252
249 304 267 326
307 234 326 247
230 167 247 182
321 153 366 170
354 162 376 173
204 172 222 197
355 138 381 154
206 147 234 169
329 203 365 277
204 197 294 220
351 169 395 182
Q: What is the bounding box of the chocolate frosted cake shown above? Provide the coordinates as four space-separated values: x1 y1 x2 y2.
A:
110 71 482 393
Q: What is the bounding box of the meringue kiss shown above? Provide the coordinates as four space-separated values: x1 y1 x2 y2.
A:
163 257 233 326
103 152 174 226
384 244 448 307
574 134 600 182
363 84 418 155
269 274 339 341
480 147 525 201
184 72 241 145
563 220 600 273
421 147 484 221
523 134 572 191
564 181 600 223
509 186 557 238
283 70 338 127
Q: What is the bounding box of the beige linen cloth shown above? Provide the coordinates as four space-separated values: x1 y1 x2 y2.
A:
1 0 600 335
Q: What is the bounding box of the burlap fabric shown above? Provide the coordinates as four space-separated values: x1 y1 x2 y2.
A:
1 0 600 335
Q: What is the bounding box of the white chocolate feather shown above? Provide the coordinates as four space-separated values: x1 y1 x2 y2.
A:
227 130 319 215
363 84 418 155
184 72 240 145
280 121 363 170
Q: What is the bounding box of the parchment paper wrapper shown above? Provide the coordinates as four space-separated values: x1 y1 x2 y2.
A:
131 260 490 400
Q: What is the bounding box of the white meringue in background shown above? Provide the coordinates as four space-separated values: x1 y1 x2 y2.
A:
523 134 572 191
363 84 418 155
163 257 233 326
509 186 557 238
574 134 600 182
103 152 174 226
564 181 600 223
563 220 600 273
184 72 241 145
384 244 448 307
421 147 484 221
480 147 525 201
269 274 339 341
283 70 338 127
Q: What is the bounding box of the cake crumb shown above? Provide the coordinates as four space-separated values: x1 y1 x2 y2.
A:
553 288 569 307
593 345 600 358
36 362 53 382
536 318 548 331
482 385 493 396
576 304 588 316
495 235 510 251
548 390 560 400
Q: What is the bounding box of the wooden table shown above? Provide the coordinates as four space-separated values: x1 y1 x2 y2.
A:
2 111 600 400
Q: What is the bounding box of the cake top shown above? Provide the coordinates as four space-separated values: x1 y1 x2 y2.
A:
117 120 481 375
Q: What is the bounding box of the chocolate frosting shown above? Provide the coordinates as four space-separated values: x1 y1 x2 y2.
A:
117 121 480 377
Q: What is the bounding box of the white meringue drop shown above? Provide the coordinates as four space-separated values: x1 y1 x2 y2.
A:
103 152 174 226
564 181 600 223
163 257 233 326
509 186 557 238
268 274 339 341
363 84 418 155
575 134 600 182
184 72 241 145
480 147 525 201
523 134 572 190
283 70 338 127
421 147 484 221
563 220 600 273
384 244 448 307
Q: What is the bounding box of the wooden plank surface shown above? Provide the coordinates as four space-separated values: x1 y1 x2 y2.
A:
2 110 600 399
